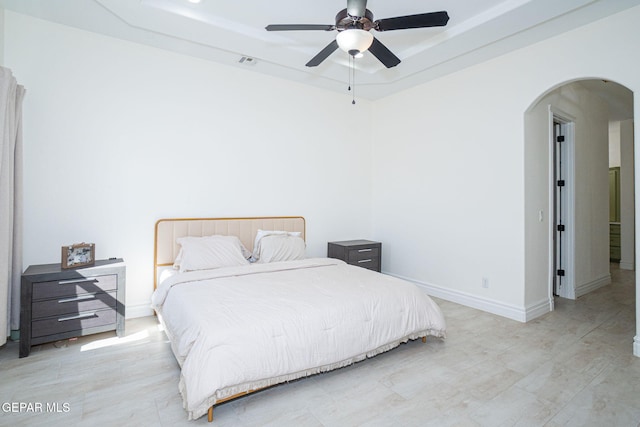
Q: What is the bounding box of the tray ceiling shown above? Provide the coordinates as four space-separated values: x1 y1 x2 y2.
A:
2 0 639 101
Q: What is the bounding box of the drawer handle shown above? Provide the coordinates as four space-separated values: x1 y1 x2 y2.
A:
358 259 372 263
58 294 97 304
58 278 95 285
358 249 373 252
58 312 97 322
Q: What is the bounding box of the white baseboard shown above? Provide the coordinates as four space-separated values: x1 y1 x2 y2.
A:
387 272 550 323
575 273 610 298
634 335 640 358
125 302 154 319
619 260 635 271
525 299 553 321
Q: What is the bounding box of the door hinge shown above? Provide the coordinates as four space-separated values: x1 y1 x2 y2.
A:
557 180 565 187
557 224 565 232
557 136 565 142
557 269 565 276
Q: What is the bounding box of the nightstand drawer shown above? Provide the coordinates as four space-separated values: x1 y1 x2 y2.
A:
348 247 380 263
32 274 117 300
31 308 116 338
351 257 380 271
32 291 117 319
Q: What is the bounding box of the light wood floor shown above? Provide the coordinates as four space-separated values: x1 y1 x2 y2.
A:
1 264 639 426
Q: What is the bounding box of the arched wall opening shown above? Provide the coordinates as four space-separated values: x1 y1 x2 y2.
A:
524 77 636 355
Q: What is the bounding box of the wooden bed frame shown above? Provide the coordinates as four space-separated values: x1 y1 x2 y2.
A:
153 216 427 422
154 216 306 421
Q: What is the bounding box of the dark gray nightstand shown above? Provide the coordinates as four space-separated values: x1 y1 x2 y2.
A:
20 259 125 357
327 240 381 272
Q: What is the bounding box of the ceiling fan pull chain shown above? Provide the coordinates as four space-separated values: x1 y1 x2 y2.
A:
352 57 356 105
348 55 352 91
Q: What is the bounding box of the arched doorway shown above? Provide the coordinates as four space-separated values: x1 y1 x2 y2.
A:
524 78 636 356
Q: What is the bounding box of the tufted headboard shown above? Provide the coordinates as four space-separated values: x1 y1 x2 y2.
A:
153 216 306 289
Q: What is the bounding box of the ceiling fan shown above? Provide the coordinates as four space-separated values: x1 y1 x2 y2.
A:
265 0 449 68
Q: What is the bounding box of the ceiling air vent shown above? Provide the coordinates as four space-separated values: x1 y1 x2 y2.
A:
238 56 257 66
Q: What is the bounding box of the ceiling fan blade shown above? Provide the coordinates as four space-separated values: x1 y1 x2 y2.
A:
266 24 335 31
347 0 367 18
306 40 339 67
368 37 401 68
375 11 449 32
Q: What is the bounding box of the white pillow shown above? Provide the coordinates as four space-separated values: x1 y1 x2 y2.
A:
158 266 178 284
253 229 301 254
255 234 306 263
175 235 250 272
172 248 184 270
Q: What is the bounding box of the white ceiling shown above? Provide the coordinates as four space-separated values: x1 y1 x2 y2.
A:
1 0 638 113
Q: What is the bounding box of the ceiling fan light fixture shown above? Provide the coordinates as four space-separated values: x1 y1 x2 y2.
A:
336 29 373 56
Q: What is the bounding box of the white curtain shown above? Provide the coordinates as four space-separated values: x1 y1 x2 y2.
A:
0 66 25 346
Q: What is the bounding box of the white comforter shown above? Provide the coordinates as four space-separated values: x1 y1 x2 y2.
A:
151 258 446 420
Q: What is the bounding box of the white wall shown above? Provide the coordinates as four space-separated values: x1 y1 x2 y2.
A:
371 62 526 319
371 6 640 322
4 12 374 317
568 89 610 298
610 122 621 168
620 119 635 270
0 8 4 66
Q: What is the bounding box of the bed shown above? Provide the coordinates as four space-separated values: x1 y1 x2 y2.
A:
151 216 446 422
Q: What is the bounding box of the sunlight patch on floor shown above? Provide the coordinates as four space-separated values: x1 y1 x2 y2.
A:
80 330 150 352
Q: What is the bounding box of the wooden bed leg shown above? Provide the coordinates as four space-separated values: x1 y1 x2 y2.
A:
208 406 214 422
422 336 427 343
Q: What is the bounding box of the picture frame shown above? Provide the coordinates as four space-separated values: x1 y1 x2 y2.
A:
61 243 95 269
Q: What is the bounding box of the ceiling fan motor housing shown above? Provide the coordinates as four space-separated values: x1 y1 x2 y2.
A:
335 8 375 31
